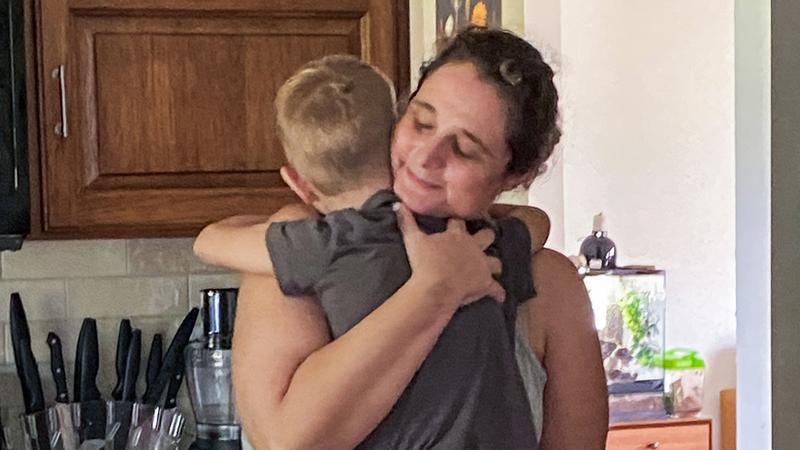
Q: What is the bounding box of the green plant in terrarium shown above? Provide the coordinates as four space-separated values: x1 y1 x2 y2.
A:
618 290 660 367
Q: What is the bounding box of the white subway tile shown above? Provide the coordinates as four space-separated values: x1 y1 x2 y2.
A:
0 369 24 407
0 279 67 321
1 240 127 279
127 238 227 275
66 276 188 319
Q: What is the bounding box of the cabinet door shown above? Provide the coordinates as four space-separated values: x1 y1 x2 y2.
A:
36 0 407 237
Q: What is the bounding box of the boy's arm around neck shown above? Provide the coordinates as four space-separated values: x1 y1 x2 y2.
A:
193 203 319 273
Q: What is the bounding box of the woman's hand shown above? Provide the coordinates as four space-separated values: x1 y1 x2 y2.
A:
394 202 506 311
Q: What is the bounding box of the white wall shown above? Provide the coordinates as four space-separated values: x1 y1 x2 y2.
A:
555 1 736 448
734 0 771 447
525 0 566 252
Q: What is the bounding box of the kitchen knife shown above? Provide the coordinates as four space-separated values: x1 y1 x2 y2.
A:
110 329 141 450
144 333 163 400
122 329 142 401
9 293 45 415
111 319 132 401
47 332 70 403
142 308 199 405
74 318 102 402
10 294 50 450
74 318 105 441
163 355 185 409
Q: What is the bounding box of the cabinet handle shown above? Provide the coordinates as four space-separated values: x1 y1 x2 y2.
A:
646 442 661 449
51 65 69 138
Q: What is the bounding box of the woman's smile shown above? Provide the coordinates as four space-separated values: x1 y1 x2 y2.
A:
401 166 442 191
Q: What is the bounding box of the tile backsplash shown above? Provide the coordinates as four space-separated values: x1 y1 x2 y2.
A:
0 238 239 444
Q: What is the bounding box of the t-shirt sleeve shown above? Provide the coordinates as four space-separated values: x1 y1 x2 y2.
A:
266 218 332 296
496 217 536 305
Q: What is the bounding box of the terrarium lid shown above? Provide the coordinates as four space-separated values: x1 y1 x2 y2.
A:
658 348 705 369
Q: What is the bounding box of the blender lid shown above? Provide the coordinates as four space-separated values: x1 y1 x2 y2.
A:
201 288 238 348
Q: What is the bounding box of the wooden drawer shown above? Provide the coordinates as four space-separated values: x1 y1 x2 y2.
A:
606 417 712 450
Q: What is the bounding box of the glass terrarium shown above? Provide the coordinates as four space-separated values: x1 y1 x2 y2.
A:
584 269 666 396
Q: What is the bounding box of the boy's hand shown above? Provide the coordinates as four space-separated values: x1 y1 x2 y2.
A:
489 204 550 253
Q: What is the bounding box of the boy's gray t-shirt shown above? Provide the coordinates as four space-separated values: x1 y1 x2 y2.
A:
266 189 538 449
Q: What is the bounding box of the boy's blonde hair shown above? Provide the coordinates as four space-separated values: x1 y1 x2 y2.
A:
274 55 397 196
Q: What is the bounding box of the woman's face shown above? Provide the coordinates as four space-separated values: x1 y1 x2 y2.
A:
392 62 523 218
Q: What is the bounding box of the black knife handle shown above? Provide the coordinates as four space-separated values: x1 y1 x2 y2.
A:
10 294 45 415
111 319 132 401
74 318 102 402
18 338 46 415
10 293 31 342
47 332 69 403
144 333 163 402
163 357 185 409
143 308 198 405
122 329 141 402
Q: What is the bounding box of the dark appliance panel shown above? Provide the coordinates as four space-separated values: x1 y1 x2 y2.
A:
0 0 29 251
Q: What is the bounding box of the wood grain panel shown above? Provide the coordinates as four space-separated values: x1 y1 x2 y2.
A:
80 15 355 178
607 418 712 450
32 0 407 237
69 0 370 14
720 388 736 450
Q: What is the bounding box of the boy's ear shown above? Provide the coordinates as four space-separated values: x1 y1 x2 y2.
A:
280 165 318 205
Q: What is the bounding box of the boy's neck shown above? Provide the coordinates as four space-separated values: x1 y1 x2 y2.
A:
314 179 393 214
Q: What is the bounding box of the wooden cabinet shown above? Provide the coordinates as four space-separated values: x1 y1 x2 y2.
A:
28 0 408 237
606 417 712 450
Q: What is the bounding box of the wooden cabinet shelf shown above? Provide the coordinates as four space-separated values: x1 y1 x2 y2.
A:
26 0 408 238
607 417 712 450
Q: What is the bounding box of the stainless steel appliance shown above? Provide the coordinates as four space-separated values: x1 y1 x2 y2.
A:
0 0 30 251
186 288 241 450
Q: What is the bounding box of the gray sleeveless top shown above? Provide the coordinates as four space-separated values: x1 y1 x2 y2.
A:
515 328 547 441
267 190 543 448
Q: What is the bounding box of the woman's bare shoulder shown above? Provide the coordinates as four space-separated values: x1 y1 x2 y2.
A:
529 248 594 328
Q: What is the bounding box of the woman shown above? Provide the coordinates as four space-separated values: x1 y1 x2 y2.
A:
230 28 607 449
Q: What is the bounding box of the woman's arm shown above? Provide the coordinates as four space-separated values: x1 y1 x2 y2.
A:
522 249 609 450
233 205 506 450
193 203 318 273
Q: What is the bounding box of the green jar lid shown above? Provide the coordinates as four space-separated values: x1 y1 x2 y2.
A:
656 348 705 369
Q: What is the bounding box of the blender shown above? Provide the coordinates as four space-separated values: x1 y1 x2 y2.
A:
185 288 241 450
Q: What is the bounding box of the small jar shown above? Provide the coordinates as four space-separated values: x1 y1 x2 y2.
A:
662 349 705 417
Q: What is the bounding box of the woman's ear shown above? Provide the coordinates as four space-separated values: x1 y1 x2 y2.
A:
280 165 318 205
501 167 538 192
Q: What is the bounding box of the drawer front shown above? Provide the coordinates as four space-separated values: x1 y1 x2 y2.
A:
607 423 710 450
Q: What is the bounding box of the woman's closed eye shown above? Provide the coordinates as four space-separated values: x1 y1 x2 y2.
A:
414 119 434 131
453 138 481 160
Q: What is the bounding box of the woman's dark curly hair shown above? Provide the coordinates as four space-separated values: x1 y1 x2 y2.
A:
413 26 560 180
